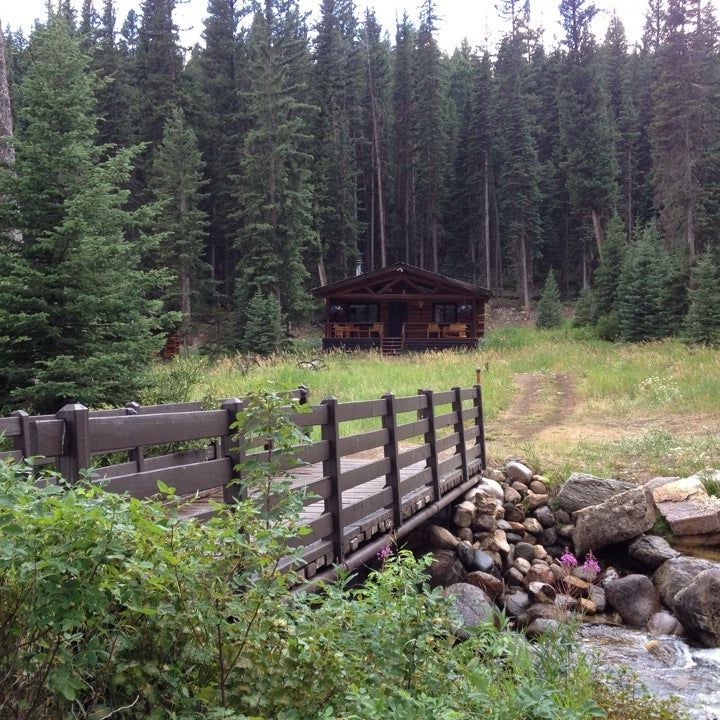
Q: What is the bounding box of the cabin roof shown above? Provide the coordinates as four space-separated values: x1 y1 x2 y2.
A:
310 262 492 299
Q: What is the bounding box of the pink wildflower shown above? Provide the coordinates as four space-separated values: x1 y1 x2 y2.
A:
582 550 601 578
560 547 578 568
377 544 393 561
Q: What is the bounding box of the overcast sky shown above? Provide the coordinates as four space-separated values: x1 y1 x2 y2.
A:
0 0 714 52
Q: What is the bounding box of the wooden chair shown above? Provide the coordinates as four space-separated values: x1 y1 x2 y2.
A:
332 323 348 338
427 322 440 338
369 322 384 338
445 323 467 338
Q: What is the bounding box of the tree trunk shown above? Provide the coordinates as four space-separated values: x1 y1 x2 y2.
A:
369 171 375 271
484 151 491 290
519 230 530 311
626 147 633 240
432 217 438 273
687 200 696 258
591 207 603 258
0 24 15 167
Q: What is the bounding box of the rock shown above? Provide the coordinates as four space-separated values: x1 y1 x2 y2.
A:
533 505 556 529
483 468 506 484
554 593 577 611
647 611 684 637
588 585 607 613
573 565 601 583
426 525 459 551
523 518 543 535
577 598 597 615
528 581 556 603
444 583 495 638
653 475 720 537
467 479 504 502
523 564 555 588
529 480 548 494
428 550 465 588
492 529 511 555
496 519 512 532
599 566 620 589
673 568 720 647
514 542 536 563
511 481 529 497
556 473 635 514
503 589 531 617
471 549 495 573
550 564 567 582
526 618 559 637
562 575 590 595
524 492 549 511
508 521 526 533
506 532 523 544
453 501 476 529
572 486 656 557
506 461 533 483
652 556 717 608
532 474 550 484
475 494 500 516
540 528 558 547
627 535 680 570
466 571 504 599
644 476 681 492
504 485 522 504
554 509 572 525
472 513 496 533
504 567 524 587
671 532 720 548
605 575 661 627
514 557 531 574
456 541 475 569
557 524 574 539
457 527 473 543
533 544 548 561
526 603 568 622
504 504 525 523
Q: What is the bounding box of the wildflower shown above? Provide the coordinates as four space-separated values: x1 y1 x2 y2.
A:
560 547 578 568
377 544 393 561
582 550 601 578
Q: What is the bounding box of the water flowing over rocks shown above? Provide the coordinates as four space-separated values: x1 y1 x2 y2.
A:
419 460 720 656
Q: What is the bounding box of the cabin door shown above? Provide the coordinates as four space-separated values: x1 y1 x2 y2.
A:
388 302 407 337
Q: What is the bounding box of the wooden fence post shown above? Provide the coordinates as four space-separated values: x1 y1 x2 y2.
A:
57 403 90 483
10 410 30 457
382 393 403 530
474 383 486 470
421 389 441 501
221 398 246 504
453 386 469 484
124 401 144 472
322 397 344 562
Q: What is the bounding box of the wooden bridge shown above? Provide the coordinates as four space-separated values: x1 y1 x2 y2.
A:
0 385 486 581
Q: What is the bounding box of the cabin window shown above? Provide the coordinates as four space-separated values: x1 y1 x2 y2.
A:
433 303 457 323
347 303 379 323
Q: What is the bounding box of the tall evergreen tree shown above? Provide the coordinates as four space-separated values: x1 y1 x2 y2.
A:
312 0 362 282
150 107 209 347
557 0 618 262
234 0 315 328
0 17 166 413
536 270 564 328
413 0 446 272
592 214 627 318
684 250 720 344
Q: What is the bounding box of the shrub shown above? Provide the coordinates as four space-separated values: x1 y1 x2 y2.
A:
573 286 596 327
595 311 621 341
536 270 563 328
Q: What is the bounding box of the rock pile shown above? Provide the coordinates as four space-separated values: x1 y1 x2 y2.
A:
424 461 720 648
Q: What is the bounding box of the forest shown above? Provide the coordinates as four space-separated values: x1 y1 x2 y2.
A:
1 0 720 412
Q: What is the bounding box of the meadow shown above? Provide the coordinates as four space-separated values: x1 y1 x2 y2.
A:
147 325 720 485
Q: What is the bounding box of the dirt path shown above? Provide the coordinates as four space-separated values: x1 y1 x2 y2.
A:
494 372 577 443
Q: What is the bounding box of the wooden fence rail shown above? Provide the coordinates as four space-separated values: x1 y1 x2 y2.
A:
0 384 485 581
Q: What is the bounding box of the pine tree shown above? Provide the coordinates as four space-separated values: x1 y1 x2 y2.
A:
242 290 284 354
234 0 315 328
150 107 209 348
494 8 542 310
557 0 618 260
616 224 669 341
414 0 446 272
593 214 627 318
536 270 563 328
312 0 362 282
573 286 596 326
0 17 166 413
684 251 720 344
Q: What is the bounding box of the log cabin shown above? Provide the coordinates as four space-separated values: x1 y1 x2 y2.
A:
311 262 492 353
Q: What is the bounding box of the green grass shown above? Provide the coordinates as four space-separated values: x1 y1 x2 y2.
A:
146 325 720 480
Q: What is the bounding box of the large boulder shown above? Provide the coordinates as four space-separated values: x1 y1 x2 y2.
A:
572 486 656 557
605 574 661 627
426 525 459 551
653 474 720 537
444 583 495 638
627 535 680 570
505 461 533 484
673 568 720 647
556 473 635 514
652 556 717 608
428 550 466 588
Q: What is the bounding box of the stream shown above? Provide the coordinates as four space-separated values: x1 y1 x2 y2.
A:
579 623 720 719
